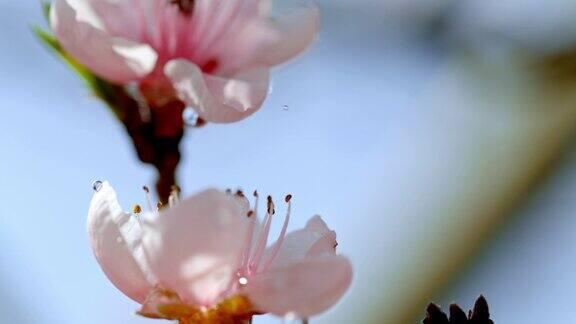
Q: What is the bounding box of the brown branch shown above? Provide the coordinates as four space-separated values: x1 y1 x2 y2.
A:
106 85 185 203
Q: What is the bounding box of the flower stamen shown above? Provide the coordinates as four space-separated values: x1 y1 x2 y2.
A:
168 186 181 208
260 195 292 272
253 190 259 211
131 204 143 227
248 196 275 273
240 210 257 274
143 186 154 214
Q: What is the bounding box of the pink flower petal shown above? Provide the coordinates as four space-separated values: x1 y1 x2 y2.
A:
87 181 154 303
246 255 353 317
254 5 320 66
142 189 249 306
209 4 319 74
264 215 337 270
50 0 157 84
86 0 142 41
190 1 250 61
211 20 280 74
164 59 270 123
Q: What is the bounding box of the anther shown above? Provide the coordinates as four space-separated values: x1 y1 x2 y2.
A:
156 202 164 211
225 189 232 194
267 196 275 214
259 193 292 272
143 186 150 193
170 185 181 193
132 204 142 214
253 190 258 197
235 190 245 198
247 210 254 218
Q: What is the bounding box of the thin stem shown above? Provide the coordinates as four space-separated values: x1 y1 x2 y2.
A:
105 84 185 202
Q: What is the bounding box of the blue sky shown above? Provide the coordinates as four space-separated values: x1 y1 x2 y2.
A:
3 1 576 323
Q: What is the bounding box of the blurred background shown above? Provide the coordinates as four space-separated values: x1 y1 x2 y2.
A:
3 0 576 323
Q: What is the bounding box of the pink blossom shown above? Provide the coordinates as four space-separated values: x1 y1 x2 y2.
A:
50 0 319 122
88 182 352 322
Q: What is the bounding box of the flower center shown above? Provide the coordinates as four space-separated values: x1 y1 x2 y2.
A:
169 0 194 14
139 287 254 323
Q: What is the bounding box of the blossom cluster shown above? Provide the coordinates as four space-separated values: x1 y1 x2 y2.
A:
39 1 354 323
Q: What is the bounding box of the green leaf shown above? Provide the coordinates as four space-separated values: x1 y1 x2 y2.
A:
42 1 51 22
33 26 96 86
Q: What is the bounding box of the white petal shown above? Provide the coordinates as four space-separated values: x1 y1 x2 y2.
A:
87 181 154 303
246 255 352 317
255 5 320 66
50 0 157 83
264 215 337 270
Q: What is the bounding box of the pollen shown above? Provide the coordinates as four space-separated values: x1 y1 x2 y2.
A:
132 204 142 214
267 196 275 214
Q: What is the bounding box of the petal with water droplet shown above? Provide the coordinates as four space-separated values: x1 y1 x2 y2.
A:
87 181 154 303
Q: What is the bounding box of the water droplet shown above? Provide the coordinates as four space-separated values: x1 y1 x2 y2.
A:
282 105 289 111
182 107 199 126
284 312 297 323
92 180 103 192
238 277 248 286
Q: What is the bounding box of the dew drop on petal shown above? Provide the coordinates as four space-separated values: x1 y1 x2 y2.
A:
92 180 103 192
182 107 199 126
238 277 248 286
284 312 297 323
